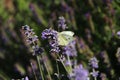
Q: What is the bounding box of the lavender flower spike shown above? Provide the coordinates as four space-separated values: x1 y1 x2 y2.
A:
91 69 99 78
41 28 60 53
58 16 67 30
41 29 58 40
89 57 99 68
32 45 44 55
22 25 38 44
22 25 43 56
63 40 77 57
74 64 89 80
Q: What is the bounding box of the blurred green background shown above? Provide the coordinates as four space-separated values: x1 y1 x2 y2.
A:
0 0 120 80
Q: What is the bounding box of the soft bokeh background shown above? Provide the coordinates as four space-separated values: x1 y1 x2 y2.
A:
0 0 120 80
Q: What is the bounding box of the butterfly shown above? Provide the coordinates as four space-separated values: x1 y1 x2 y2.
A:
58 31 74 46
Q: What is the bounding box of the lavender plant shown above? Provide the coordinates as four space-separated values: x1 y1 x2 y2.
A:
19 16 114 80
22 25 45 80
1 0 120 80
89 57 99 80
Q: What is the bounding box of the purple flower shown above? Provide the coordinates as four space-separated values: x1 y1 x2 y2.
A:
63 40 77 57
49 40 58 47
22 25 38 45
58 16 67 30
26 35 38 44
41 29 58 40
117 31 120 37
25 76 29 80
89 57 99 68
50 46 60 53
65 60 71 66
22 25 43 56
24 29 35 37
41 29 60 53
91 70 99 77
74 64 89 80
22 25 30 31
32 45 44 55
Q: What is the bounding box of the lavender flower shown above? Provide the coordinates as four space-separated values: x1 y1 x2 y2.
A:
74 64 89 80
26 35 38 44
117 31 120 37
22 25 30 31
32 45 44 55
49 40 58 47
22 25 38 44
22 25 43 55
58 16 67 30
63 40 77 57
89 57 99 68
90 70 99 78
65 60 71 66
25 76 29 80
50 46 60 53
41 29 60 53
89 57 99 79
41 29 58 40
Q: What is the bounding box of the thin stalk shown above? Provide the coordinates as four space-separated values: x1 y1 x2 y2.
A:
67 55 74 80
56 61 60 80
60 60 68 73
56 54 68 73
30 62 38 80
44 61 52 80
56 54 74 80
36 55 44 80
67 54 72 73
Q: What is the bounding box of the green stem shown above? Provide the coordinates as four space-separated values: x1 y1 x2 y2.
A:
67 54 72 73
36 56 44 80
31 63 38 80
56 61 60 80
56 54 74 80
67 55 74 80
44 61 52 80
56 61 60 76
56 54 68 73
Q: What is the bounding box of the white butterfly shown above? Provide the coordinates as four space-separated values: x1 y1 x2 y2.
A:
58 31 74 46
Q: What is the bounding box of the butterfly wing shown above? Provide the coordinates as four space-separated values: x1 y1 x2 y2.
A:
58 33 69 46
60 31 74 36
58 31 74 46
